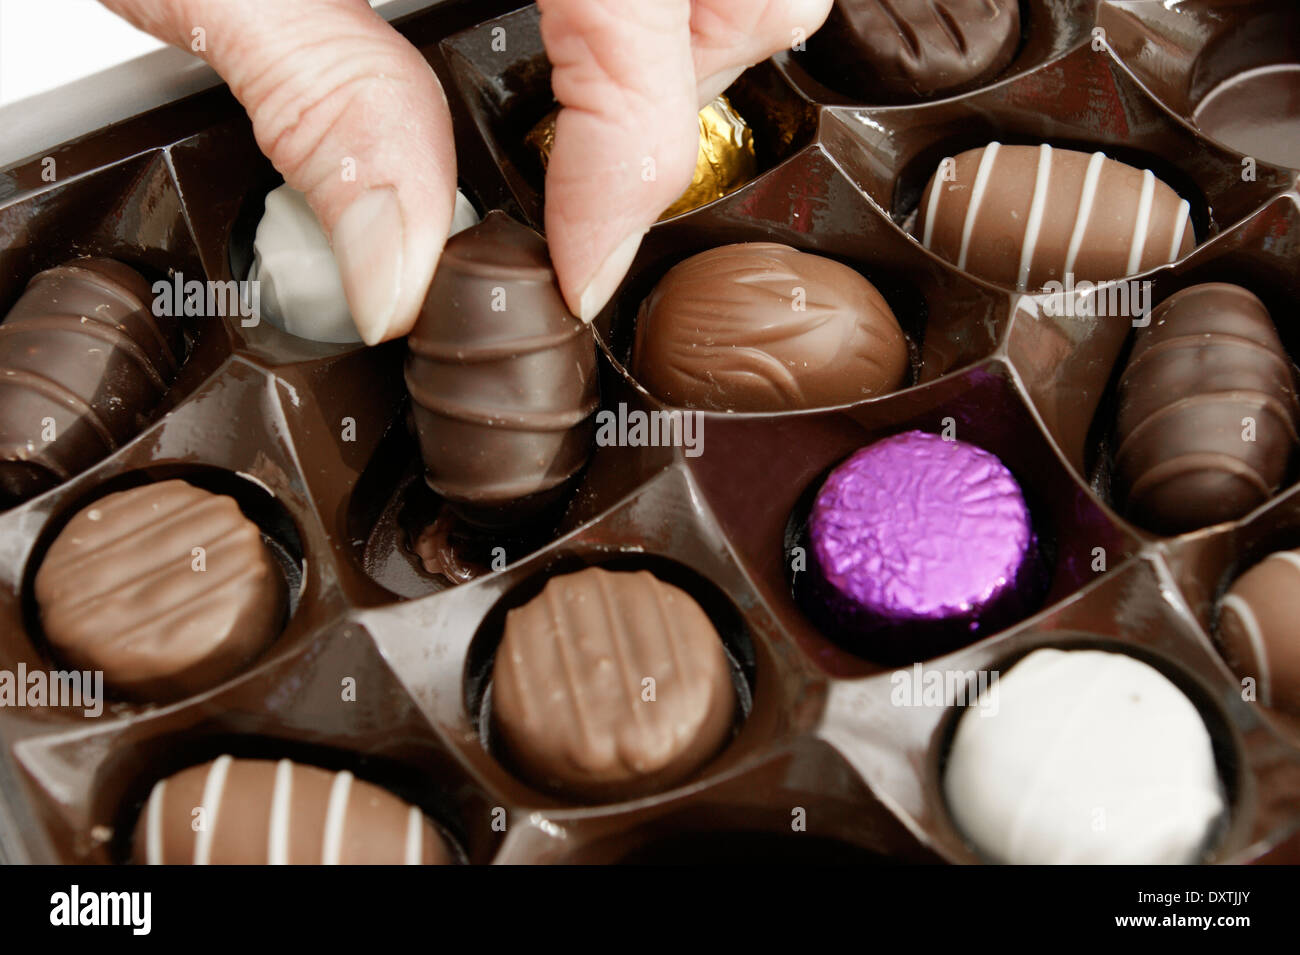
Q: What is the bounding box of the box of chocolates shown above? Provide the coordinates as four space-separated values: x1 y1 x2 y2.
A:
0 0 1298 866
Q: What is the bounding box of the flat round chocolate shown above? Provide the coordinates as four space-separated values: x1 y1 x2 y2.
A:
631 243 909 411
943 647 1226 864
1217 548 1300 717
34 480 286 701
133 756 454 864
805 430 1039 661
490 567 737 801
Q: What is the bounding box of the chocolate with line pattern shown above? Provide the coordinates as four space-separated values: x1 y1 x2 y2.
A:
1216 548 1300 718
916 143 1195 290
404 211 599 529
631 242 909 411
34 480 286 701
812 0 1021 100
133 756 454 864
1114 283 1300 534
0 258 181 507
490 567 738 801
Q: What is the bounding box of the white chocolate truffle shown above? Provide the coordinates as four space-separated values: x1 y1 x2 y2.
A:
248 184 479 343
943 648 1226 864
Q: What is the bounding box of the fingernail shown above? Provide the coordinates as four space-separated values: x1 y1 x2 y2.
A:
333 186 405 344
697 66 746 106
577 230 644 323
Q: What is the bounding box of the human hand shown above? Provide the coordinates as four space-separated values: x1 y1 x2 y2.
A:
100 0 830 341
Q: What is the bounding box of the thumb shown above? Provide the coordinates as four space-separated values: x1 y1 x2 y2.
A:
101 0 456 344
537 0 700 321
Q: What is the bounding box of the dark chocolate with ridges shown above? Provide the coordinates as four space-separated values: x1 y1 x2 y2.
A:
133 756 454 864
811 0 1021 100
0 258 179 506
631 243 908 411
404 212 599 529
34 480 286 701
490 567 737 801
1115 283 1299 534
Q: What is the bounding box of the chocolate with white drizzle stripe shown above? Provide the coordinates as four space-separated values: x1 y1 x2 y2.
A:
34 480 285 701
916 143 1195 290
1114 283 1299 534
1217 548 1300 717
134 756 454 864
0 258 180 505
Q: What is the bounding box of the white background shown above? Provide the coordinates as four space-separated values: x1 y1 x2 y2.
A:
0 0 439 165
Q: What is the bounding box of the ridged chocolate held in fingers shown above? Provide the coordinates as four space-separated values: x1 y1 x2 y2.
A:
404 212 599 529
0 258 180 506
34 480 285 701
1114 283 1299 534
631 243 909 411
133 756 454 864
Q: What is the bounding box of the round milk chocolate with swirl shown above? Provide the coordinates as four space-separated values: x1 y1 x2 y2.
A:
34 480 285 701
631 243 908 411
814 0 1021 100
0 258 180 506
490 567 737 801
917 144 1195 290
1115 284 1299 534
404 212 598 529
133 756 454 864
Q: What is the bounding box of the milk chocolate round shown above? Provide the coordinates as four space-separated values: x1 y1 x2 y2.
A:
631 243 908 411
944 647 1226 864
404 211 599 529
34 480 286 701
812 0 1021 100
490 567 737 801
917 143 1195 290
134 756 453 864
1115 283 1299 534
0 258 180 506
1217 549 1300 717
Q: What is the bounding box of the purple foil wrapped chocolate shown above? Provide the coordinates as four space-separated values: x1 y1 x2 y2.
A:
803 430 1043 663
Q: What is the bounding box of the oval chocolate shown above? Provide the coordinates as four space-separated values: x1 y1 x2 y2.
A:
404 211 598 529
815 0 1021 100
1115 283 1299 534
631 243 908 411
917 143 1195 290
1217 548 1300 718
134 756 454 864
0 258 180 505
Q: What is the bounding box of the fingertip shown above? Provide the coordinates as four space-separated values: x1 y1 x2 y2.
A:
572 228 646 323
333 185 443 344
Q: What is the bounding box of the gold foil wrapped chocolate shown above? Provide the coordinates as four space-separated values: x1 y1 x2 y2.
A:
525 94 757 220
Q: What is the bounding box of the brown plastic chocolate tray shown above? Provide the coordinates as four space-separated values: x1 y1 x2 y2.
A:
1 0 1298 864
